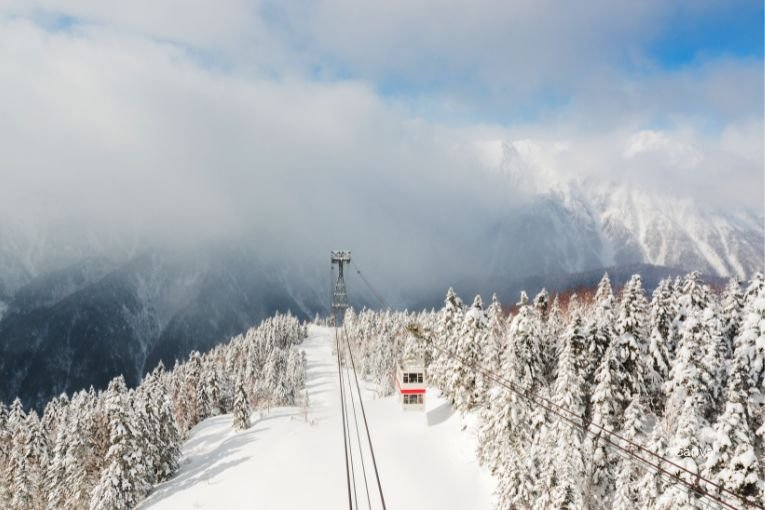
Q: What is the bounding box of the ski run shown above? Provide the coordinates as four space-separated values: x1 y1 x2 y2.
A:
139 325 496 510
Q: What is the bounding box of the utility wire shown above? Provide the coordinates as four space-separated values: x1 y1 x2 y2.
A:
335 326 354 509
410 325 758 510
341 261 760 509
344 366 360 510
351 261 388 310
342 327 388 510
344 335 373 510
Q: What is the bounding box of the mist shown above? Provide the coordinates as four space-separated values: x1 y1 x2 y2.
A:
0 3 762 299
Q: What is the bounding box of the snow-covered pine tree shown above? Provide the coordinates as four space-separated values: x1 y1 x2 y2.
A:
612 394 650 510
614 274 648 402
543 294 564 384
46 405 70 510
637 421 670 509
484 293 507 376
505 291 545 392
89 376 150 510
537 313 587 510
740 273 765 463
183 351 204 428
67 402 95 509
703 355 762 503
7 398 25 430
699 304 728 417
205 365 222 417
664 272 717 427
583 273 615 386
8 414 35 510
656 396 710 510
42 394 69 445
720 277 744 359
7 409 49 510
154 377 181 483
449 295 486 412
0 401 11 507
83 387 109 494
645 278 675 414
586 342 625 508
233 380 250 431
533 288 549 322
429 288 464 393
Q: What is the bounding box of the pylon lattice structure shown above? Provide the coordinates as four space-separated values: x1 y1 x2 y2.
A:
331 250 351 325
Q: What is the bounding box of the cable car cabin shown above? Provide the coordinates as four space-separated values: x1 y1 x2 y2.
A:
396 357 425 410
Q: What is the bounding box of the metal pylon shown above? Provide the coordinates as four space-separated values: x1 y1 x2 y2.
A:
331 250 351 325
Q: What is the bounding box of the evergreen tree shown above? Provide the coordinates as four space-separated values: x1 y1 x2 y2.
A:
9 417 35 510
585 273 616 378
544 294 564 384
645 278 674 414
185 351 204 427
545 317 587 509
429 288 464 392
90 377 149 510
664 272 716 427
449 295 486 411
702 295 765 503
637 422 670 509
233 381 250 431
533 288 549 322
505 292 545 391
612 395 650 510
614 275 648 402
656 397 709 510
720 277 744 358
586 343 624 507
484 293 507 375
0 401 11 507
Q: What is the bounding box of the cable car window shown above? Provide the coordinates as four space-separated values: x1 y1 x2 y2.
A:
417 373 423 383
403 373 409 383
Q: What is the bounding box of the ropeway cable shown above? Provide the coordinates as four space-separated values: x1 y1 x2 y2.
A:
351 261 388 310
348 263 760 510
343 358 360 510
341 327 388 510
410 325 760 510
335 326 354 509
342 262 761 509
343 334 373 510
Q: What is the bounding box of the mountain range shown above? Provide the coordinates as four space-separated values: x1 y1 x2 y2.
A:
0 149 761 409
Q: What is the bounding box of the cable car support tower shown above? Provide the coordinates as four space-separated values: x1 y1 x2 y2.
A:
331 250 351 326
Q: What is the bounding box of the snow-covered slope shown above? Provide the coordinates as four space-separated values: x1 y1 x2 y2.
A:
139 326 495 510
483 140 764 279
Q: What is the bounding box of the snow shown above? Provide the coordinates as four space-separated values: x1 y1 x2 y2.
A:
139 326 496 510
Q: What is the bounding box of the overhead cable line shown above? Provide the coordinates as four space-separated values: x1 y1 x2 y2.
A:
335 327 354 509
338 261 760 509
341 327 388 510
408 324 760 510
343 332 373 510
351 261 388 309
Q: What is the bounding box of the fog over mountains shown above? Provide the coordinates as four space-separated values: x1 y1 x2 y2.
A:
0 145 761 409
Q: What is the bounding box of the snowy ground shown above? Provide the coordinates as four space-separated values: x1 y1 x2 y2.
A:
139 326 495 510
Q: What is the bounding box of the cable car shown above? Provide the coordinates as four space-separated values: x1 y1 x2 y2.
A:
396 356 425 410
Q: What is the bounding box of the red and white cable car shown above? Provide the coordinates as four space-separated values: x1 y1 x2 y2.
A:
396 356 425 410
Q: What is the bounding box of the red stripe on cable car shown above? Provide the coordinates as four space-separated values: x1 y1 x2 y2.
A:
396 379 426 394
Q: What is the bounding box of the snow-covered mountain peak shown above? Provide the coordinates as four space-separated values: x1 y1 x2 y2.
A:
476 136 764 279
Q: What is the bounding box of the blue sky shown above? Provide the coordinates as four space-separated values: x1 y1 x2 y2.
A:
648 1 763 69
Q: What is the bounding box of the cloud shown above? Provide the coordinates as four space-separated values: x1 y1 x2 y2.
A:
0 3 761 291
